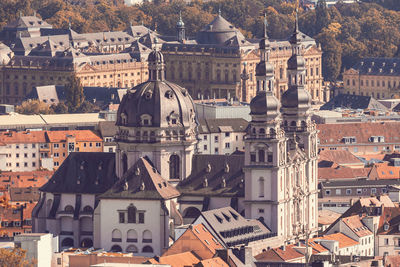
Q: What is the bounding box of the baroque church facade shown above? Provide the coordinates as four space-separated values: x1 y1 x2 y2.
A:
32 16 318 257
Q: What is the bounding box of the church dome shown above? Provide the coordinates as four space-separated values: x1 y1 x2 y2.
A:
116 49 196 128
196 14 245 45
250 91 280 116
281 86 311 109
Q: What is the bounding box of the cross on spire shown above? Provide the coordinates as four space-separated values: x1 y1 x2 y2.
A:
263 13 268 39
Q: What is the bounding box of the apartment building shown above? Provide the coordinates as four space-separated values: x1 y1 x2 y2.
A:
0 130 45 171
45 130 103 169
0 130 103 171
197 118 248 155
317 121 400 155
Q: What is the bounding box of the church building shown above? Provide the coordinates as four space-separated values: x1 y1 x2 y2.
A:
32 14 318 257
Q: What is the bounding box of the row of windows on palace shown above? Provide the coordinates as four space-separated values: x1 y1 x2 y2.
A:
324 187 387 196
4 142 101 149
346 78 400 89
168 66 320 83
320 145 400 153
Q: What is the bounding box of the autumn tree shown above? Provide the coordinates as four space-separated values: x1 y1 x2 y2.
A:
315 0 330 33
16 99 54 115
0 248 35 267
65 75 85 113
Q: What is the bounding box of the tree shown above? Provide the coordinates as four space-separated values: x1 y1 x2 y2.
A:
50 101 68 114
315 0 330 33
0 248 35 267
64 75 85 113
16 99 54 115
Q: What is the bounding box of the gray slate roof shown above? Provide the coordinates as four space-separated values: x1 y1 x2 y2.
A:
177 154 244 197
320 94 388 111
350 57 400 76
40 152 117 194
198 118 248 134
99 157 180 200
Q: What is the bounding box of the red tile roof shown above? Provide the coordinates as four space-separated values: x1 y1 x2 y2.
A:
373 163 400 180
191 224 224 254
45 130 102 142
198 257 229 267
318 166 371 181
255 245 304 262
0 131 46 144
319 150 363 167
317 121 400 145
148 251 200 267
0 171 53 188
314 233 359 248
318 209 341 226
342 215 373 237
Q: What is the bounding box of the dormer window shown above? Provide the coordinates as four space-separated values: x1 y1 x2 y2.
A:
384 223 389 231
369 136 385 143
343 136 356 144
121 113 128 125
140 114 152 126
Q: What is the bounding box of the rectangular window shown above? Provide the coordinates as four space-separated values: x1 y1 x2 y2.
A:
325 190 331 195
346 189 352 195
54 162 59 166
371 188 377 194
119 212 125 223
357 188 362 195
203 145 207 150
16 153 19 158
336 189 341 195
24 153 27 158
250 153 256 162
214 136 218 143
203 135 207 140
138 212 144 224
225 132 230 137
32 153 35 158
89 143 92 147
96 142 101 147
54 153 59 157
32 162 36 167
225 143 230 149
54 144 59 148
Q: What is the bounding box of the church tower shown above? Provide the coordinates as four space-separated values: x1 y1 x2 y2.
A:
280 11 319 240
115 44 197 182
244 16 287 237
176 11 185 43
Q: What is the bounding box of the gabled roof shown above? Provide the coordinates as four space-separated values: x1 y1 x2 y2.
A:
342 215 373 237
191 224 224 254
197 118 248 134
197 257 229 267
40 152 117 194
147 251 200 267
177 154 244 197
4 16 52 29
318 209 341 226
377 207 400 235
199 206 272 247
255 245 304 262
318 150 364 168
318 166 371 181
320 94 387 111
313 233 359 248
99 157 180 200
9 187 40 202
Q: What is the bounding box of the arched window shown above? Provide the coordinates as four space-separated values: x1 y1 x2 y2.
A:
142 230 152 243
258 150 265 163
82 206 93 213
122 154 128 174
259 177 265 197
183 207 201 219
169 154 180 179
126 245 138 253
127 229 138 242
64 205 74 213
110 245 122 252
127 205 137 223
80 238 93 248
61 238 74 248
259 128 265 136
112 229 122 242
142 246 153 253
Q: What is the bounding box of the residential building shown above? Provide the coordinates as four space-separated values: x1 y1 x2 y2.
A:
342 58 400 99
98 121 118 153
194 99 251 121
0 130 46 171
14 233 58 267
197 118 247 155
376 207 400 256
0 202 36 237
317 121 400 155
45 130 103 169
318 150 365 169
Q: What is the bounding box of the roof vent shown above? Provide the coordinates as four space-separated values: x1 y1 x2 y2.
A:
135 167 140 176
140 182 145 191
124 180 129 191
222 178 226 188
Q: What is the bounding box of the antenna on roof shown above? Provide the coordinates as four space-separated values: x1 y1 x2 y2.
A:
141 19 144 26
218 7 221 16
